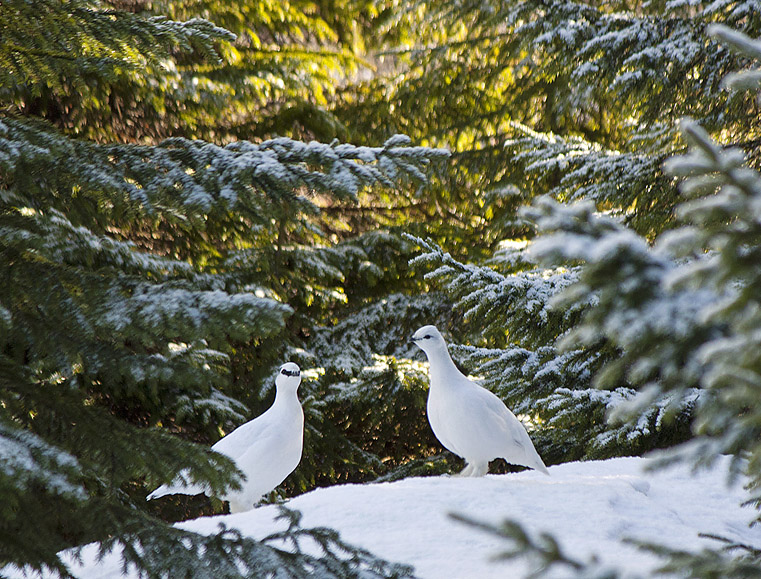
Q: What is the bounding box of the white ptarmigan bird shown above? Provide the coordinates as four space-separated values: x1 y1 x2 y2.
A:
147 362 304 513
411 326 549 477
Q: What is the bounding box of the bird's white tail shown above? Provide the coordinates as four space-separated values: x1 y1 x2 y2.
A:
146 471 206 501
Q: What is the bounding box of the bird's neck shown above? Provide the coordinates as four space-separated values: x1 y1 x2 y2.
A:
274 388 300 408
427 347 462 389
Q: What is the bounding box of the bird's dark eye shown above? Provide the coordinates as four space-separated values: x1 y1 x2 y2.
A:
424 335 432 339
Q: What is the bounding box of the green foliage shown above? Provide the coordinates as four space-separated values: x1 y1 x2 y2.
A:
0 0 234 93
284 292 457 493
635 534 761 579
428 21 761 579
0 0 449 576
0 0 386 144
524 54 761 521
404 230 697 463
448 515 761 579
103 506 415 579
449 513 617 579
336 0 761 244
6 0 761 576
365 0 761 471
449 512 761 579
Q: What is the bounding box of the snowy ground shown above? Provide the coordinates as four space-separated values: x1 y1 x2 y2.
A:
13 456 761 578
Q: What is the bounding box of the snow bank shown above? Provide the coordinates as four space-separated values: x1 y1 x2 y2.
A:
14 456 761 578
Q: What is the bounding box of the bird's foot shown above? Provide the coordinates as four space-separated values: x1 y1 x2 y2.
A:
455 464 475 477
470 464 488 477
459 463 488 477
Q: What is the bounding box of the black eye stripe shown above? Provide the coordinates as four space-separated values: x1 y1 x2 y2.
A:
281 369 300 377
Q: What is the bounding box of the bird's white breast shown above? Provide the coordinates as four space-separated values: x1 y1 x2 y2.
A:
228 397 304 508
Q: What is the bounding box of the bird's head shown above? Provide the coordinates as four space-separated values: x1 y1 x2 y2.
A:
410 325 448 356
275 362 301 392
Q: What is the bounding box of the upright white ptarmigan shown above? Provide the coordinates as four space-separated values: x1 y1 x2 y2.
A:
411 326 549 477
147 362 304 512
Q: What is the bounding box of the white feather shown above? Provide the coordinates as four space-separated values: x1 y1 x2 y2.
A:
412 326 549 477
147 362 304 512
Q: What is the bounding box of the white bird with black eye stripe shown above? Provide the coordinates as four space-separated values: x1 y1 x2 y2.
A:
147 362 304 512
411 325 549 477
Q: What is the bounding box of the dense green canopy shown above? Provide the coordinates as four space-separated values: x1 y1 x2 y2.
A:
2 0 761 577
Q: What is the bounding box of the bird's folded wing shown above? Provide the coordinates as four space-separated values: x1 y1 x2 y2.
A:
210 409 274 460
496 410 549 473
473 388 545 466
429 405 461 456
148 415 277 500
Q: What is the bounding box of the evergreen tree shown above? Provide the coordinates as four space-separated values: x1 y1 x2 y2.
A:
526 22 761 519
8 0 761 575
0 0 443 575
442 22 761 577
337 0 761 242
325 0 761 471
2 0 367 144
